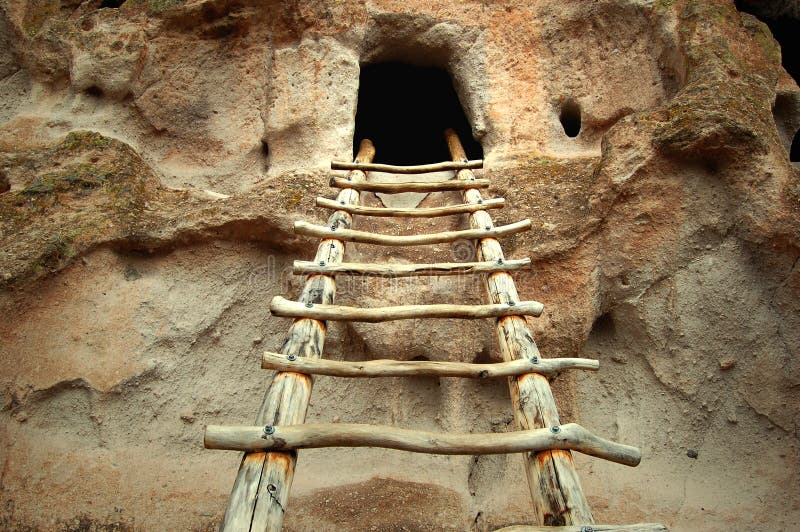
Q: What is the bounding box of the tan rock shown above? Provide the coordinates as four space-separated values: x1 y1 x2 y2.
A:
0 0 799 530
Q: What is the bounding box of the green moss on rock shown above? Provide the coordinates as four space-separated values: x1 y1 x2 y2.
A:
57 131 113 153
21 164 110 195
0 131 161 287
650 0 779 162
21 0 60 36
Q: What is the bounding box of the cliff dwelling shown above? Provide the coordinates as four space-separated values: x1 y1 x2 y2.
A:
0 1 799 531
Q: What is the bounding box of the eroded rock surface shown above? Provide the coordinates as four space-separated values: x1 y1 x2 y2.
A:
1 0 799 530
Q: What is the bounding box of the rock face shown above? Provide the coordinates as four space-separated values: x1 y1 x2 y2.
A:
1 0 799 530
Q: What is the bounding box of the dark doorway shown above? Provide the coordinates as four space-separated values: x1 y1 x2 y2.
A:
734 1 800 82
353 62 483 165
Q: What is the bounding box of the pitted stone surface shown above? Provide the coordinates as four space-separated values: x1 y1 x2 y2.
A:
0 1 799 530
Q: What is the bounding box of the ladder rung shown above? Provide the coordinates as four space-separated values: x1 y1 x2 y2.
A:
204 422 641 466
270 296 543 322
316 196 505 217
495 524 668 532
330 159 483 174
330 176 490 193
262 352 599 377
293 219 531 246
293 258 530 277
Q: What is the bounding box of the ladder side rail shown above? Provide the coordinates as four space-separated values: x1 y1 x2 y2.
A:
219 140 375 532
445 129 595 526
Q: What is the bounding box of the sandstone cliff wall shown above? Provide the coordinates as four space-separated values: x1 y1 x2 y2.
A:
0 0 798 530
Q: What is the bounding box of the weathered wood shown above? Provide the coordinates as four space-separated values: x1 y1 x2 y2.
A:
316 196 505 217
294 219 531 246
495 525 668 532
205 423 642 466
219 139 375 532
446 128 596 525
331 159 482 173
329 176 490 193
293 258 531 277
270 296 544 322
261 352 599 377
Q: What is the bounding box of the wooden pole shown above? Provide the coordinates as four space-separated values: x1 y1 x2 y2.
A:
293 219 531 246
329 176 490 193
261 351 600 378
269 296 544 322
292 258 531 277
315 196 505 217
445 129 595 525
331 159 482 173
495 525 668 532
204 423 642 467
218 140 375 532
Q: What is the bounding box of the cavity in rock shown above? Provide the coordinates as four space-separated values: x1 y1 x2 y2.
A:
353 62 482 164
559 98 581 138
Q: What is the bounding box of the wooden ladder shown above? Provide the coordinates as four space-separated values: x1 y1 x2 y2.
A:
206 130 668 532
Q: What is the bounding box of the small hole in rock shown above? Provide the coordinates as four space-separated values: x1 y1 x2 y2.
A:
791 131 800 162
704 159 720 174
1 171 9 194
100 0 125 8
589 312 615 343
559 98 581 138
261 140 269 158
85 86 104 98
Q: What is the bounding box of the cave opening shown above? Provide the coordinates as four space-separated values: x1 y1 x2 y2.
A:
559 98 581 138
792 131 800 162
353 62 482 165
589 312 615 342
84 85 104 98
100 0 126 8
